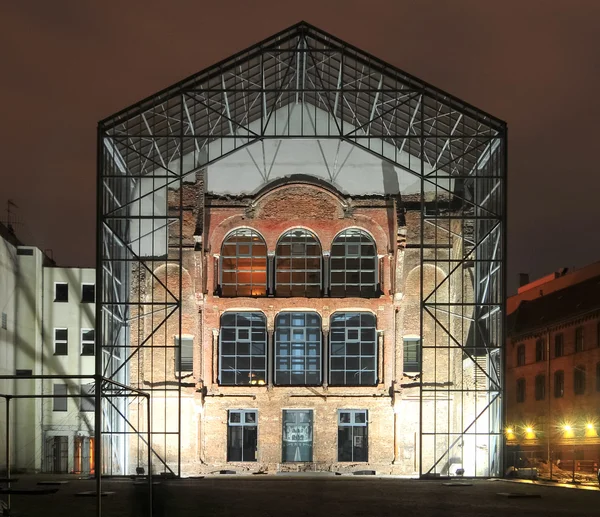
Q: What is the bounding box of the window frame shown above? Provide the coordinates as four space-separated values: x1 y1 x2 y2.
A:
534 374 545 401
535 338 546 362
329 228 378 298
54 328 68 356
80 384 95 412
274 312 322 386
219 312 267 386
337 409 368 462
227 409 258 462
574 365 586 395
174 335 194 373
220 228 268 297
54 282 68 302
53 384 68 412
81 283 95 303
516 378 526 403
282 409 313 463
274 228 322 298
575 327 584 353
81 328 95 356
403 337 421 373
554 333 564 358
554 370 564 398
516 344 526 366
329 312 377 386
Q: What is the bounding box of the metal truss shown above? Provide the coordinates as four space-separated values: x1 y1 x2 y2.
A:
97 21 506 479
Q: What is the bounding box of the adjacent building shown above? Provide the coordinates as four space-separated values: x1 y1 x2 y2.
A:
0 222 96 474
506 262 600 471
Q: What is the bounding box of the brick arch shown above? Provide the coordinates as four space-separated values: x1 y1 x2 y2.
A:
210 216 261 252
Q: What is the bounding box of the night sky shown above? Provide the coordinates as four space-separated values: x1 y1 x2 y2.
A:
1 1 599 294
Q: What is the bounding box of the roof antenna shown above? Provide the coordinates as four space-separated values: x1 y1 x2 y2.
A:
3 199 21 235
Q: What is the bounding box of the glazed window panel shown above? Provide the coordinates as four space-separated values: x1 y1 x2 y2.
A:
275 229 322 297
535 374 545 401
574 365 586 395
575 327 584 352
227 410 257 462
516 378 526 403
338 410 368 462
220 229 267 297
516 344 525 366
330 312 377 386
275 312 321 386
554 370 564 398
219 312 267 386
554 333 564 357
330 229 377 297
282 410 313 462
535 338 546 362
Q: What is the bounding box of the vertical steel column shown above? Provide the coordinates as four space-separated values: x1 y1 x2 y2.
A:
5 396 10 514
418 89 425 477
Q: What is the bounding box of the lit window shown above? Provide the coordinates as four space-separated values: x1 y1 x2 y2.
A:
554 370 564 398
575 327 584 353
227 410 258 462
535 374 545 401
54 328 68 355
554 333 564 358
338 410 368 462
220 229 267 297
282 410 313 462
330 312 377 386
403 338 421 373
275 229 322 297
219 312 267 386
330 229 377 297
516 344 526 366
275 312 321 386
175 335 193 372
80 384 95 412
516 378 526 403
54 283 68 302
535 338 546 362
574 365 586 395
81 329 95 356
81 284 95 303
53 384 67 412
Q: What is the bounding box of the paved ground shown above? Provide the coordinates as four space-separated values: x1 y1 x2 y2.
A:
2 475 599 517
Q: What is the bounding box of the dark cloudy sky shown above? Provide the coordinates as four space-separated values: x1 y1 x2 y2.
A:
1 1 599 293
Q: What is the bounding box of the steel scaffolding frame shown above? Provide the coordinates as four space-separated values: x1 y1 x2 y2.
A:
96 21 506 479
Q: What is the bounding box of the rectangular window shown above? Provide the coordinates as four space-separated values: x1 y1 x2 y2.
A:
554 370 564 398
574 366 586 395
516 378 526 403
17 248 33 256
282 410 313 462
15 369 32 376
403 338 421 373
535 374 545 401
1 312 6 330
175 335 193 372
54 328 68 355
81 284 95 303
535 338 546 362
575 327 584 352
80 384 95 412
54 283 68 302
517 344 525 366
81 329 95 356
227 410 258 462
53 384 67 412
554 333 564 358
338 410 368 462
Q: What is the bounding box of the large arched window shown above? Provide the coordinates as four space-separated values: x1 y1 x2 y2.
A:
219 312 267 385
275 229 322 297
330 229 377 297
220 229 267 297
275 312 322 385
330 312 377 386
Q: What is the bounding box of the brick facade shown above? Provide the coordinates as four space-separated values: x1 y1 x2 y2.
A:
129 176 472 476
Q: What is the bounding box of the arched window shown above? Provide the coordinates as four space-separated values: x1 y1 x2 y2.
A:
275 229 322 297
275 312 321 386
330 229 377 297
219 312 267 386
220 229 267 297
330 312 377 386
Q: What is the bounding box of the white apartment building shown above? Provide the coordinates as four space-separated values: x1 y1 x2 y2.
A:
0 223 96 474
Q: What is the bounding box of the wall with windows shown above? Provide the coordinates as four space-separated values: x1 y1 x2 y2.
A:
506 269 600 465
127 176 473 476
